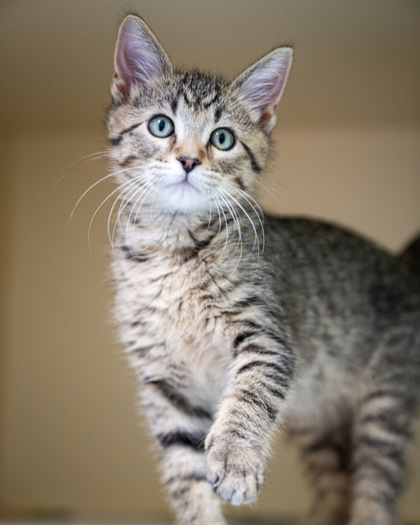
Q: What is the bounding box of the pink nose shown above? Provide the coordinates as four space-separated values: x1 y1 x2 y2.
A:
177 156 200 174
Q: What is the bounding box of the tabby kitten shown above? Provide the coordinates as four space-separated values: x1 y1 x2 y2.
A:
106 15 420 525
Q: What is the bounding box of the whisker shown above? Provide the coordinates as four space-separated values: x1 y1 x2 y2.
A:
150 182 158 221
126 181 156 246
255 179 282 209
207 200 213 230
213 193 229 255
69 150 109 170
213 195 223 235
112 181 150 248
133 180 155 226
218 190 242 254
224 182 264 220
216 190 243 273
234 186 264 222
107 173 149 238
219 187 261 265
88 176 143 253
108 177 148 253
53 150 109 188
70 165 139 219
112 194 133 250
226 183 265 253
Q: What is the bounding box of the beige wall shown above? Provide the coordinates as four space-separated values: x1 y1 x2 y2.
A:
0 131 15 487
0 123 419 521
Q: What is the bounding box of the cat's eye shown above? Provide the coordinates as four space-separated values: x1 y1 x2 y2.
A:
210 128 235 151
148 115 174 138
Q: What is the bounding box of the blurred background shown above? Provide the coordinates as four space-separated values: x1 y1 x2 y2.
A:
0 0 419 523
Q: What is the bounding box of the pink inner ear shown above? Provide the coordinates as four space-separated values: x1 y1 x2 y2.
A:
114 16 171 98
239 48 292 113
258 109 273 125
113 72 129 98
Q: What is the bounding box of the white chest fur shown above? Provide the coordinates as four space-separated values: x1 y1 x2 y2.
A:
112 248 235 409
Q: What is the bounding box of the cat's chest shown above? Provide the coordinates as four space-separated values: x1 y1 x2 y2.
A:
113 253 234 401
114 252 232 352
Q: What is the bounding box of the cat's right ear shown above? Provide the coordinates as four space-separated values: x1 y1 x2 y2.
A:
111 15 172 102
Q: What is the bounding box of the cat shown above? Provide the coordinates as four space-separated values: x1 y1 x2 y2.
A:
105 14 420 525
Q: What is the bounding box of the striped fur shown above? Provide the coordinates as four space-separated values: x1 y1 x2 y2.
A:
104 15 420 525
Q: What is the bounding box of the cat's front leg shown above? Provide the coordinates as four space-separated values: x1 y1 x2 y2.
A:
140 381 227 525
206 330 295 505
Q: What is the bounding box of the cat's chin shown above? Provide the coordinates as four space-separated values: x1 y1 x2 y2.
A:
159 181 209 214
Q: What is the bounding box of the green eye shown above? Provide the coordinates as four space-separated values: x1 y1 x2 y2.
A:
148 115 174 138
210 128 235 151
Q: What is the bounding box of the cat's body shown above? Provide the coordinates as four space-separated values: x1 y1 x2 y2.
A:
106 15 420 525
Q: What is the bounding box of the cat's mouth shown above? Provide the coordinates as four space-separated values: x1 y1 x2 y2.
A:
166 180 202 201
164 172 202 194
169 178 199 191
160 176 207 211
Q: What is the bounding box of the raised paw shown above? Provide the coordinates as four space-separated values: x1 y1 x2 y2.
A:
205 432 264 505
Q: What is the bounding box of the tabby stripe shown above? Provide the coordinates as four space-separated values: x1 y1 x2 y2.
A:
170 96 178 115
187 229 215 251
231 295 264 309
157 431 206 451
357 435 404 462
214 105 225 123
167 475 208 502
148 379 211 419
234 331 256 348
237 360 284 376
166 473 207 485
228 427 250 442
353 459 402 494
109 121 142 146
236 354 291 399
237 362 290 393
179 229 216 260
122 245 151 263
169 486 189 500
352 484 394 508
361 390 416 415
201 95 220 110
233 322 290 350
118 155 138 167
264 383 286 399
359 413 411 438
239 390 278 421
237 346 280 357
240 141 262 173
234 176 246 192
131 345 158 356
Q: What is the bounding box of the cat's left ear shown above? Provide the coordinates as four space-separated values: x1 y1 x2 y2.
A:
231 47 292 133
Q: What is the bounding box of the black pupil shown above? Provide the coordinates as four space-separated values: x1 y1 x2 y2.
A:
219 132 226 144
158 119 165 132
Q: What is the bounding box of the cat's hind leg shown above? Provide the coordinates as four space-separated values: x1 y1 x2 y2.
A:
290 422 352 525
349 326 420 525
140 380 226 525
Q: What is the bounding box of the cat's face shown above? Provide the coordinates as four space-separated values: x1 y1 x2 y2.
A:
107 15 292 218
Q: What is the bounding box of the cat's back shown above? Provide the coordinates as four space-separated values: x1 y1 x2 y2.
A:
264 214 415 293
262 215 419 352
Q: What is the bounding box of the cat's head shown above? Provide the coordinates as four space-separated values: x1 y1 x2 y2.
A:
107 15 292 217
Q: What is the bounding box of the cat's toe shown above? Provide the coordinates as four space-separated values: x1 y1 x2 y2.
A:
221 468 262 505
205 435 264 505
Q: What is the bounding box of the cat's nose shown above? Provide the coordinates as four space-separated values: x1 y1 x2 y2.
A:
177 155 201 174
